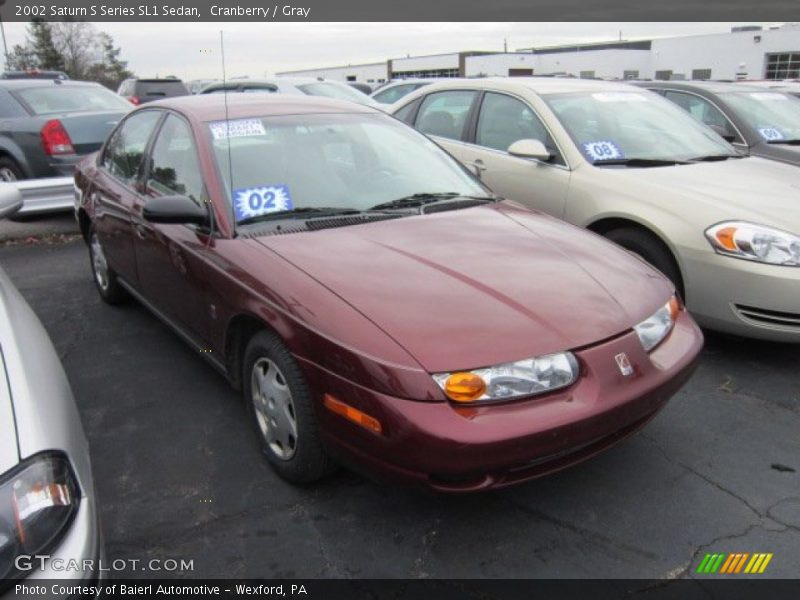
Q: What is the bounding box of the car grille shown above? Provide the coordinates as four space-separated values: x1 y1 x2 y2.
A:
734 304 800 329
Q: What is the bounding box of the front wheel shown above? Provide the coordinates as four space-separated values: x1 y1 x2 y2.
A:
604 227 684 299
243 330 334 483
88 227 128 304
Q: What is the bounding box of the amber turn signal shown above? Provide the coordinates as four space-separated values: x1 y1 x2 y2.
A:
713 226 738 252
444 372 487 402
668 295 681 320
323 394 382 434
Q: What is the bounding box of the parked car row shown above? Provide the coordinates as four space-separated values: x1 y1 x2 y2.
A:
389 77 800 342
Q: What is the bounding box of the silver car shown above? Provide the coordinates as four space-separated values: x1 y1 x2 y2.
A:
392 78 800 342
0 186 102 593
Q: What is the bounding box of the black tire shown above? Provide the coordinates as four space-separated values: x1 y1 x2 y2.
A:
243 330 334 483
88 226 128 304
604 227 685 299
0 156 23 182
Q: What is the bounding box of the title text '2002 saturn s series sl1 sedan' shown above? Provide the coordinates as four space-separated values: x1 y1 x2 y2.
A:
74 95 703 491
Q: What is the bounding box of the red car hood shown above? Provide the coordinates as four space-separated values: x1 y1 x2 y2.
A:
253 203 673 372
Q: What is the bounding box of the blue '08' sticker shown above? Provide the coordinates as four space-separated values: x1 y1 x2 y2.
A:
758 127 784 141
582 140 624 162
233 185 293 222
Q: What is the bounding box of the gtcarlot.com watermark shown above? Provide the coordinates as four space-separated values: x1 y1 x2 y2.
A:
15 554 194 573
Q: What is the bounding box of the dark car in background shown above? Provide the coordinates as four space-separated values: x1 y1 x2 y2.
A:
637 81 800 167
199 80 279 94
117 78 189 105
74 94 702 491
0 79 132 181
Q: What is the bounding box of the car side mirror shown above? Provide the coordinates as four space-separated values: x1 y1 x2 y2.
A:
507 138 552 161
709 124 735 143
0 184 23 219
143 195 208 225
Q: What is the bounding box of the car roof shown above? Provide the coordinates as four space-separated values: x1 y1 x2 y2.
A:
636 80 768 93
421 77 644 95
0 79 99 89
145 93 379 121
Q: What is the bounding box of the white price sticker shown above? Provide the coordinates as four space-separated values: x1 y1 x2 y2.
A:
209 119 266 140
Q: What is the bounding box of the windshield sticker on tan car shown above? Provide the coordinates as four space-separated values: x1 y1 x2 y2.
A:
233 185 293 222
591 92 649 103
582 140 624 161
758 127 784 141
209 119 266 140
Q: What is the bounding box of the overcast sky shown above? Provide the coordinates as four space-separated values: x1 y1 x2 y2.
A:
1 22 777 80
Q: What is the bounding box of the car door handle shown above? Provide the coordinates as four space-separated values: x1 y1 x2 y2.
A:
134 223 148 240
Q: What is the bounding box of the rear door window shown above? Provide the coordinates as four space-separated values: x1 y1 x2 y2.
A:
414 90 477 141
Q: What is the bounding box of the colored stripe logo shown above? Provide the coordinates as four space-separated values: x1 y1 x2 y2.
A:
697 552 773 574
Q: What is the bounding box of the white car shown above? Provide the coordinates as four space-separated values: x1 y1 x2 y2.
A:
200 76 382 109
370 79 432 105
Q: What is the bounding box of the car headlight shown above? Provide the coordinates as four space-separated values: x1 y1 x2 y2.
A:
635 296 681 352
0 452 80 581
705 221 800 266
433 352 579 403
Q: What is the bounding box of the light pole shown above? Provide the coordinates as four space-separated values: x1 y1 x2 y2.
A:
0 0 8 71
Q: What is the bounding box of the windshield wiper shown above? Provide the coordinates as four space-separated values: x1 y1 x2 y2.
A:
766 139 800 145
236 207 361 226
592 158 690 167
687 154 742 162
369 193 495 211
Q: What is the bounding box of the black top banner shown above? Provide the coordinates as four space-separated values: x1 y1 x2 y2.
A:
1 0 799 22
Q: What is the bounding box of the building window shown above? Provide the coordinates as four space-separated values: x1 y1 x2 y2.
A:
655 70 673 81
391 68 459 79
765 52 800 79
692 69 712 80
508 68 533 77
623 70 639 80
346 76 356 81
579 70 595 79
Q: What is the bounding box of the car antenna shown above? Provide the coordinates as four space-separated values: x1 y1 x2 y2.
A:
220 29 236 234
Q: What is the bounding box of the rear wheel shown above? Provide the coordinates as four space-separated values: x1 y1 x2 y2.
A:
604 227 684 299
0 157 23 182
88 226 128 304
243 330 334 483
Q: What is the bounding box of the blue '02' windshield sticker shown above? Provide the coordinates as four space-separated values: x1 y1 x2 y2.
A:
758 127 784 141
582 140 624 162
233 185 293 222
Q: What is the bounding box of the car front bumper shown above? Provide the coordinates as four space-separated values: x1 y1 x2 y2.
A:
302 310 703 492
682 247 800 342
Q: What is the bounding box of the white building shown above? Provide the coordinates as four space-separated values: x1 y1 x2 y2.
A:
278 25 800 85
469 24 800 81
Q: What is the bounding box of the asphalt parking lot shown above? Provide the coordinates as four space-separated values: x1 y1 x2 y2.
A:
1 234 798 580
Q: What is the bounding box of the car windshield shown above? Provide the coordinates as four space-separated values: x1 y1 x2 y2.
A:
209 112 486 225
544 90 737 163
720 91 800 142
296 82 371 103
17 85 133 115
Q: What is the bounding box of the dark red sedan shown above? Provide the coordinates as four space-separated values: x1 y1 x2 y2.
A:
74 94 703 491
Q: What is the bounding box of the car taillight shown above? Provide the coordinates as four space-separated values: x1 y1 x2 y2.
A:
129 96 140 105
41 119 75 155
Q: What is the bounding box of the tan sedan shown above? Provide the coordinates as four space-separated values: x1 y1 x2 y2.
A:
391 77 800 342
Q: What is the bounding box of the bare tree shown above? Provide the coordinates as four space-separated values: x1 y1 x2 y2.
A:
50 22 101 80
